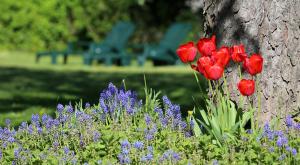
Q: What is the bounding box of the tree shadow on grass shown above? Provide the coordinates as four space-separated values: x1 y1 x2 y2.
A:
0 66 207 126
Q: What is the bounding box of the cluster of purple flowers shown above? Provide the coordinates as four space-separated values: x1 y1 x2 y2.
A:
133 141 144 150
140 146 154 162
0 83 138 164
286 115 300 130
1 82 299 164
257 121 298 160
154 96 193 136
118 139 154 164
61 146 77 163
118 140 131 164
0 126 16 149
143 114 158 141
99 83 142 120
158 149 181 163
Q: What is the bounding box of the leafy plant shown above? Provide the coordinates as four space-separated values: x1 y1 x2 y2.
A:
143 75 161 114
193 90 253 146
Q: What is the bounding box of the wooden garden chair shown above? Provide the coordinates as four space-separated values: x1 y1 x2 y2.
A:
83 21 135 66
137 23 191 66
36 41 90 64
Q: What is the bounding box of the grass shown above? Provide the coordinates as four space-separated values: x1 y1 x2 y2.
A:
0 51 206 126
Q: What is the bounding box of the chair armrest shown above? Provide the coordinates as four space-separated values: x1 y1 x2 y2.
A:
166 49 179 60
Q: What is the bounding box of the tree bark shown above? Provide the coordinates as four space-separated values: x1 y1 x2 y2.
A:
202 0 300 121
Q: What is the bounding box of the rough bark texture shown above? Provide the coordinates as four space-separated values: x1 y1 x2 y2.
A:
202 0 300 121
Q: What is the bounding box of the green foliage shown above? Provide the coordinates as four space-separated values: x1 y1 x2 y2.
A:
0 0 137 51
0 82 299 164
0 0 202 51
193 89 253 146
143 75 161 114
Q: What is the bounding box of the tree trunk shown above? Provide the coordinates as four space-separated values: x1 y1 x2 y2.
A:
202 0 300 121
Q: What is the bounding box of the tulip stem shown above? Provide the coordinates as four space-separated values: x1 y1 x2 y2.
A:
193 71 205 100
211 80 220 101
248 96 255 132
238 65 242 79
223 75 230 100
208 80 213 101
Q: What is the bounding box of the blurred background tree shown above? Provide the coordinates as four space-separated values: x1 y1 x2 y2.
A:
0 0 203 51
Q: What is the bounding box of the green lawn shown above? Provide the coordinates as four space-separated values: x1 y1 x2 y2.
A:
0 51 206 126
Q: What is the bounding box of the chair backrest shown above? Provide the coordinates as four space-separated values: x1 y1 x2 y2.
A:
103 21 135 51
159 23 191 51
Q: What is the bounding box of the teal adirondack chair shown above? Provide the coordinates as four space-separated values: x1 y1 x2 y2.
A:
36 41 90 64
138 23 191 66
83 21 135 66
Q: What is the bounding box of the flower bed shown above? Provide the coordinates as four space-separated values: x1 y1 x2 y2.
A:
0 83 299 164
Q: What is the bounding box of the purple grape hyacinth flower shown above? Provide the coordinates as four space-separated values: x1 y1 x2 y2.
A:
93 131 101 142
276 136 288 147
162 96 172 107
212 160 219 165
31 114 40 125
278 154 286 161
53 141 59 149
108 82 117 94
42 114 49 125
37 126 43 134
121 139 130 149
118 154 131 164
57 103 64 113
66 104 74 113
140 153 153 162
286 115 293 128
85 102 91 109
133 141 144 150
144 114 152 126
118 139 131 164
292 148 297 156
5 119 11 127
154 107 164 118
20 122 27 130
99 98 108 114
159 150 181 163
64 146 70 155
7 136 15 143
14 148 21 159
172 152 180 162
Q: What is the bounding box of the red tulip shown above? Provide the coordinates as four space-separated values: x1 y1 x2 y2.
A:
206 64 224 80
196 56 224 80
176 42 197 63
243 54 263 75
196 35 217 57
196 56 213 79
231 44 247 62
211 46 231 67
237 79 255 96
